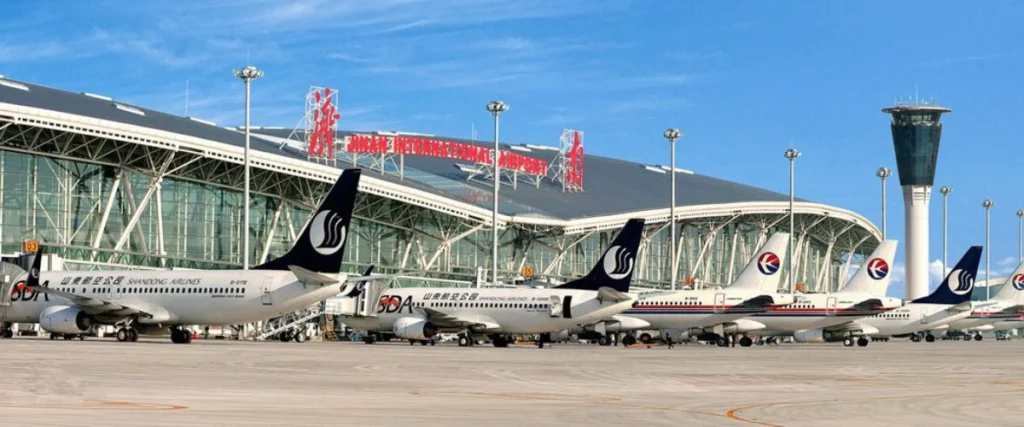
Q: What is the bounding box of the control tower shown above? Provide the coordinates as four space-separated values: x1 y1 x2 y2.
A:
882 104 951 300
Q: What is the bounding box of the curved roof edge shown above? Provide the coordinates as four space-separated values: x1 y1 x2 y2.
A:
0 100 880 238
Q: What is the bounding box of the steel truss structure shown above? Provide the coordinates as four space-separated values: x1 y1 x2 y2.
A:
0 103 881 292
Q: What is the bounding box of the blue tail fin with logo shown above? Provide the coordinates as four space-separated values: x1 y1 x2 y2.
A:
255 169 361 274
556 219 645 293
912 246 982 305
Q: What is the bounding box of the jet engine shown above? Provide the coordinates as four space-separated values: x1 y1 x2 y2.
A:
793 328 826 343
392 317 438 341
39 305 93 334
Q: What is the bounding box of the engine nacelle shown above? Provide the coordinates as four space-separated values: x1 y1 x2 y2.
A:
39 305 92 334
550 330 571 341
793 328 825 343
392 317 438 341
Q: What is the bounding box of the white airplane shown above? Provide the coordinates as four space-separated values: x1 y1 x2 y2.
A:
619 233 796 347
856 246 983 342
2 169 371 344
752 240 905 347
945 261 1024 341
339 219 646 348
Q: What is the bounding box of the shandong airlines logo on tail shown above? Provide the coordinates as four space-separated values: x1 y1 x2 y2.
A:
1011 274 1024 291
757 252 781 275
866 258 889 280
308 210 347 255
947 269 975 295
603 245 635 280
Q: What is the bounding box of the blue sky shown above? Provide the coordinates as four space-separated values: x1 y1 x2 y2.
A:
2 1 1022 296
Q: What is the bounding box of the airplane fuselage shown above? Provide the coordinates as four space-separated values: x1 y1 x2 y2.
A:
947 301 1020 331
856 302 974 336
340 287 636 335
620 289 790 330
752 292 902 333
1 269 345 326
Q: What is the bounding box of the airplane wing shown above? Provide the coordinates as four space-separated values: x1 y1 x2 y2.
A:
26 285 156 320
824 320 879 336
738 294 778 310
418 307 501 332
852 298 884 313
597 286 633 303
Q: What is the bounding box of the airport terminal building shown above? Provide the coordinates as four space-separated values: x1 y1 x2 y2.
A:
0 77 882 292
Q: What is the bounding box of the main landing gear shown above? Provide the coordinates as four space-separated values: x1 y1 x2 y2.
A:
116 327 140 343
910 333 935 343
842 336 870 347
169 326 192 344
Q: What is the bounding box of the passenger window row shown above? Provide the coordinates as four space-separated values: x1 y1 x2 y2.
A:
416 302 550 310
56 287 246 295
636 301 704 306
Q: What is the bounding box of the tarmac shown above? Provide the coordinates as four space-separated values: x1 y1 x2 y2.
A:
1 337 1022 427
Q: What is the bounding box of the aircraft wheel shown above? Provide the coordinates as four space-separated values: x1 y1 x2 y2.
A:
755 338 765 346
910 334 922 343
716 337 728 347
430 340 436 346
739 336 753 347
974 334 983 341
294 332 306 343
116 328 128 342
597 335 611 346
857 337 869 347
639 333 652 344
1 329 12 339
128 328 139 342
458 335 470 347
621 335 636 346
492 336 508 348
925 334 935 343
280 331 293 342
962 335 970 342
843 337 854 347
362 336 375 344
182 332 192 344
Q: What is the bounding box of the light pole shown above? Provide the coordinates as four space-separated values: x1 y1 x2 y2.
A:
983 199 993 300
486 100 509 287
784 148 801 293
1017 209 1023 263
876 167 892 239
663 128 682 290
940 186 951 274
234 65 263 270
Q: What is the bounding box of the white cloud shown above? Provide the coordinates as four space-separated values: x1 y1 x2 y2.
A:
889 262 906 284
997 256 1018 267
929 259 950 286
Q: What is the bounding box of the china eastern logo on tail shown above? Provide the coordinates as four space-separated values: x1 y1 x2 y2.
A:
866 258 889 280
947 269 975 295
1012 274 1024 291
757 252 781 275
603 245 635 280
308 210 347 255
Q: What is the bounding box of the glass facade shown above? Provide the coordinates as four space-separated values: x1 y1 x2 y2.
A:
0 149 856 291
888 110 945 187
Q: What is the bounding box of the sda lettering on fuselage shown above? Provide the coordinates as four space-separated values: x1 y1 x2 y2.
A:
377 295 414 314
9 280 48 302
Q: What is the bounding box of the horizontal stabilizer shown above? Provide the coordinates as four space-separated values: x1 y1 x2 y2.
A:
950 301 977 312
288 265 340 286
597 286 632 303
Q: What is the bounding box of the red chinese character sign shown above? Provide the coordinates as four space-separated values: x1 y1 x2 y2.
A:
304 86 340 162
554 129 584 192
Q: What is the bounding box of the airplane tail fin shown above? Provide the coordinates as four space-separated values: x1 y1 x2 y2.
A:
729 232 789 291
993 260 1024 303
912 246 982 305
255 169 361 274
557 219 645 293
26 246 44 288
840 240 898 295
